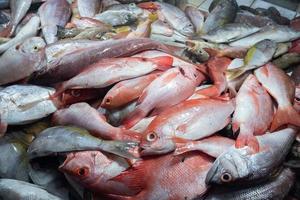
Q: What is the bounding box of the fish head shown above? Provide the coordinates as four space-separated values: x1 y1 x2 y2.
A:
128 3 143 16
139 131 176 156
19 37 46 54
181 22 195 37
205 148 251 185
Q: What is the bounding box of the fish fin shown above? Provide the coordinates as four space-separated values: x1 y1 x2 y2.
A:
270 105 300 132
172 137 189 144
176 123 189 133
0 120 7 138
109 160 146 194
231 121 239 133
174 142 194 155
226 67 247 80
122 108 147 129
119 129 141 143
0 23 13 37
236 133 260 153
52 82 67 98
148 56 173 70
195 86 220 98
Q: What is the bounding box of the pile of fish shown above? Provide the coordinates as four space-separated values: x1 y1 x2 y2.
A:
0 0 300 199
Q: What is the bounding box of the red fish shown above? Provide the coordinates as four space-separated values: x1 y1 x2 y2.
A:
254 63 300 131
289 39 300 54
122 65 206 128
232 74 274 152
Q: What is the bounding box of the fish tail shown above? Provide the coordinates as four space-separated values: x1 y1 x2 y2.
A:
270 105 300 132
122 108 147 129
148 56 174 70
226 67 247 80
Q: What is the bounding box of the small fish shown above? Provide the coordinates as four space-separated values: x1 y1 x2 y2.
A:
202 0 238 34
52 102 141 142
204 168 295 200
122 65 205 128
27 126 138 159
139 99 235 156
185 6 205 34
38 0 71 44
102 72 160 109
206 127 296 185
230 25 300 48
201 23 261 44
0 179 63 200
0 85 57 127
254 63 300 131
53 56 173 96
232 74 274 152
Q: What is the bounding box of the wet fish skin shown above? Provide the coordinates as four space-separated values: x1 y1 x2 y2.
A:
202 0 238 34
254 63 300 131
230 25 300 48
27 126 138 159
77 0 100 18
201 23 261 44
0 85 57 125
185 6 205 34
0 15 40 54
106 101 137 127
205 127 296 185
39 0 71 44
234 10 276 28
203 168 295 200
139 99 235 156
0 179 63 200
272 52 300 69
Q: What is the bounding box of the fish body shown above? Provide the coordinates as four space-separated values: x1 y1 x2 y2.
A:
39 0 71 44
206 127 297 185
139 99 235 156
185 6 205 34
126 18 152 39
77 0 100 18
201 23 260 43
151 19 174 37
272 52 300 69
0 179 63 200
52 103 140 142
254 63 300 131
234 10 276 27
202 0 238 34
27 126 137 159
0 85 57 125
230 25 300 48
122 65 205 128
102 73 160 109
232 74 274 152
204 168 294 200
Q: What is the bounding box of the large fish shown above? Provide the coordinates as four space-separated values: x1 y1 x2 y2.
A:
205 127 296 185
0 37 46 85
101 72 160 109
204 168 294 200
202 0 238 34
34 38 172 83
52 103 140 142
230 25 300 48
232 74 274 152
53 56 172 96
254 63 300 131
139 99 235 156
38 0 71 44
122 65 205 128
27 126 138 159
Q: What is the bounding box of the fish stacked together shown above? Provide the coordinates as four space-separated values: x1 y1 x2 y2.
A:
0 0 299 199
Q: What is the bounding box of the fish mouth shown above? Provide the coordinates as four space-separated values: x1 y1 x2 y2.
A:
205 163 218 185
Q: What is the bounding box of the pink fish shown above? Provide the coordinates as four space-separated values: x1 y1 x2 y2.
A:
254 63 300 131
122 65 206 128
232 74 274 152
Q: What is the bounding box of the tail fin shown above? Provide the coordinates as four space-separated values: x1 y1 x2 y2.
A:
270 105 300 132
148 56 173 70
51 82 67 99
122 108 147 129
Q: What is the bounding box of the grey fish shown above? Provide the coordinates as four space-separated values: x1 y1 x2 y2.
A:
203 168 295 200
27 126 138 159
0 37 46 85
201 23 261 43
202 0 238 34
185 6 205 34
78 0 101 18
0 15 40 54
34 38 171 84
206 127 296 185
0 85 57 126
94 3 143 26
272 53 300 69
0 179 63 200
0 0 32 37
38 0 71 44
106 101 137 126
230 25 300 48
0 132 29 181
234 10 276 28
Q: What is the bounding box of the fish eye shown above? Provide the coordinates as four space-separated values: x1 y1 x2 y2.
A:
77 167 89 177
71 90 81 97
33 45 39 51
129 3 135 7
221 172 232 183
146 132 157 142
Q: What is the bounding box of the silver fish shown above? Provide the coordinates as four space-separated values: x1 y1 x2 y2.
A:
77 0 100 18
206 127 297 185
185 6 205 34
0 85 57 125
